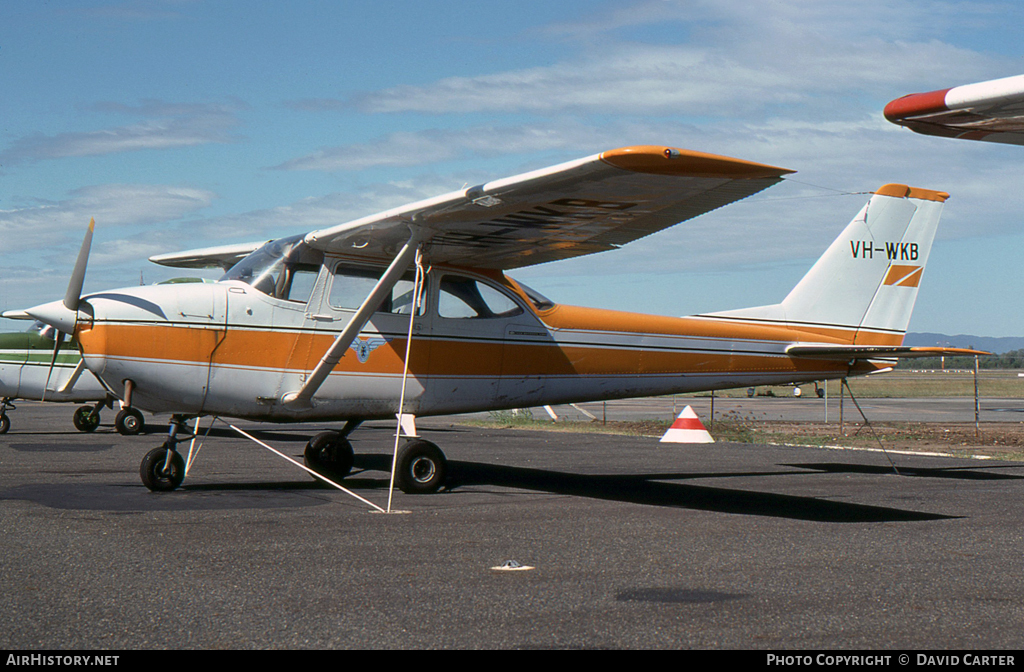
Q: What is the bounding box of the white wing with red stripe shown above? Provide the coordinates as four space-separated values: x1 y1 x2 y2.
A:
885 74 1024 146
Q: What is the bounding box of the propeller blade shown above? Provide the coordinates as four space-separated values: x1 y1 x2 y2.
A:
26 218 96 335
64 218 95 312
41 330 66 402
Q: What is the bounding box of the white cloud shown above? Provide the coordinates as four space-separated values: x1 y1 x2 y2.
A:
272 121 613 171
345 2 1004 118
0 100 242 164
0 184 216 253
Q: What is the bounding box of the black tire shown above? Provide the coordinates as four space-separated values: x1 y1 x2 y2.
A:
115 408 145 435
0 414 9 434
396 439 447 494
73 405 100 432
140 444 185 492
303 431 354 481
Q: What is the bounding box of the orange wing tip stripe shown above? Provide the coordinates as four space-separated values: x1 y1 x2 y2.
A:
883 89 951 122
874 183 950 203
884 265 923 287
88 217 95 232
600 145 794 179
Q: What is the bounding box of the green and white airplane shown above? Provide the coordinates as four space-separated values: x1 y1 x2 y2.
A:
0 321 144 435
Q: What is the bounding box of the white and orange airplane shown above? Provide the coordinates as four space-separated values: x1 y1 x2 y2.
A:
885 73 1024 146
7 145 983 495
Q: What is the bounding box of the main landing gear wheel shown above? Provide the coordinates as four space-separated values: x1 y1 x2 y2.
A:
73 405 101 432
114 408 145 435
140 444 185 492
396 439 448 494
0 413 9 435
304 431 355 481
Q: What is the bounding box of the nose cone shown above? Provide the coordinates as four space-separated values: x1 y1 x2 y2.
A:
24 299 80 335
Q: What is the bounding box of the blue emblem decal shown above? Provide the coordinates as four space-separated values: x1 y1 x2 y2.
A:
349 337 389 363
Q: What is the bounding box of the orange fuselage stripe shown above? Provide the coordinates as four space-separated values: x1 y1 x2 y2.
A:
78 309 864 380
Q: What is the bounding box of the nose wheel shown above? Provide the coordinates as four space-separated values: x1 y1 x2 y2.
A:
0 398 13 434
140 444 185 492
114 408 145 435
139 415 190 492
73 404 101 432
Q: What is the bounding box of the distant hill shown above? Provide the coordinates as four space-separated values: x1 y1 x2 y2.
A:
904 333 1024 354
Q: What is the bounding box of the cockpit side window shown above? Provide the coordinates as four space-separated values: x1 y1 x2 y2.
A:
329 264 425 315
438 275 524 319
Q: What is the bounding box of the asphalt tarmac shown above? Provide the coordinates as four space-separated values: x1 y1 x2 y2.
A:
2 401 1023 650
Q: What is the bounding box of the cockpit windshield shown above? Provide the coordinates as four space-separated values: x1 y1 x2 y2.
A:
221 234 324 302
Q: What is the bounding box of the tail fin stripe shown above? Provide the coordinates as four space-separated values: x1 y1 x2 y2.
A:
884 265 923 287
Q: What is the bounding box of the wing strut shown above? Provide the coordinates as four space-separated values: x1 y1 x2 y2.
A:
387 248 427 513
281 225 426 409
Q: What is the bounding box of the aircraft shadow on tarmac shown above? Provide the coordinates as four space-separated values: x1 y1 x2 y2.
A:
790 463 1024 481
339 454 955 523
5 446 989 521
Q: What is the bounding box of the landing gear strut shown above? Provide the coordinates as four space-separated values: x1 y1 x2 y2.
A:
139 415 189 492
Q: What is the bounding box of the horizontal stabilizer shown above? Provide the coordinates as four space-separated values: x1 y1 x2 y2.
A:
786 344 990 360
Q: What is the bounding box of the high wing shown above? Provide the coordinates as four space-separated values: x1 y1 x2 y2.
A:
884 74 1024 146
150 146 791 271
302 145 793 269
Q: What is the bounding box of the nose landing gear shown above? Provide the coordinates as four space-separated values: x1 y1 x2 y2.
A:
139 415 190 492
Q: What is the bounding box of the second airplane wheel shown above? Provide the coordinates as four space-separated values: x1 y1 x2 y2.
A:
115 408 145 435
396 439 447 494
304 431 354 481
72 405 100 432
0 413 9 434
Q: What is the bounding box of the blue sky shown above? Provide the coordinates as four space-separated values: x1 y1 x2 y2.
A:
2 0 1023 337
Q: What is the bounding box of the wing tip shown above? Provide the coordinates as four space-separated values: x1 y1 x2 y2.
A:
883 89 951 122
599 145 794 179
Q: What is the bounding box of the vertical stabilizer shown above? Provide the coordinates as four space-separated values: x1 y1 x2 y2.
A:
706 184 948 344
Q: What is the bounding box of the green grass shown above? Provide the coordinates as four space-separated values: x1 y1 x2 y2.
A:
682 369 1024 399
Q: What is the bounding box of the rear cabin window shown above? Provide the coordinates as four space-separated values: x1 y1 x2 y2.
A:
438 275 524 319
